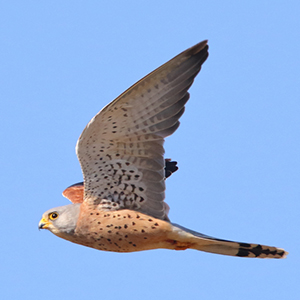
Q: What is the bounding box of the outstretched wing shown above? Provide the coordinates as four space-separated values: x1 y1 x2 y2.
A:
62 159 178 204
76 41 208 220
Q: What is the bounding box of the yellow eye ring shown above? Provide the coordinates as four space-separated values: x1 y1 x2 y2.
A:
49 212 59 220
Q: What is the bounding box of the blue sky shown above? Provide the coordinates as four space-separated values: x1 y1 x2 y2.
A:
1 1 299 299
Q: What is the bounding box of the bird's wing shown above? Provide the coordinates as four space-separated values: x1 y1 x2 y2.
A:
62 160 178 204
62 182 84 203
76 40 208 220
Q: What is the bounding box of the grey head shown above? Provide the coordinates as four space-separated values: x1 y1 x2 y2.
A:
39 203 81 239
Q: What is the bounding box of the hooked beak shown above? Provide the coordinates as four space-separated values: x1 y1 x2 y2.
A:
39 217 50 230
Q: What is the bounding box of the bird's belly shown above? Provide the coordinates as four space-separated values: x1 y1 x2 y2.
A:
73 209 176 252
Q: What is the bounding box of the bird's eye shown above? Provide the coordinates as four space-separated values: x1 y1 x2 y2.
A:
49 212 59 220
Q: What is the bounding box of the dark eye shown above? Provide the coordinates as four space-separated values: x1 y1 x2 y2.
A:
49 212 59 220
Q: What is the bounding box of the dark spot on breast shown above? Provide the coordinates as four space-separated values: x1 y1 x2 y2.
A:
132 222 136 225
124 224 128 229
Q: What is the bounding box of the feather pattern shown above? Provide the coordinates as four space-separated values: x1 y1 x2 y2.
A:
76 41 208 220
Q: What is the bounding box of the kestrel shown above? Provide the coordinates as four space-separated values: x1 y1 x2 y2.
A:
39 41 287 258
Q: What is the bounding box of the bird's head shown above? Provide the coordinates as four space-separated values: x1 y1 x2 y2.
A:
39 204 81 238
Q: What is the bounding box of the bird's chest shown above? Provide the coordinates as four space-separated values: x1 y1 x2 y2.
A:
73 209 172 252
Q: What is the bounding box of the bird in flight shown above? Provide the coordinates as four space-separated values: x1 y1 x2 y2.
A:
39 40 287 258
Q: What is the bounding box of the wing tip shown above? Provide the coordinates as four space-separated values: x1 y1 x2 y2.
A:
186 40 209 56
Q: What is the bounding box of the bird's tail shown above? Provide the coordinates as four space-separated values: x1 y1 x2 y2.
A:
170 223 288 259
